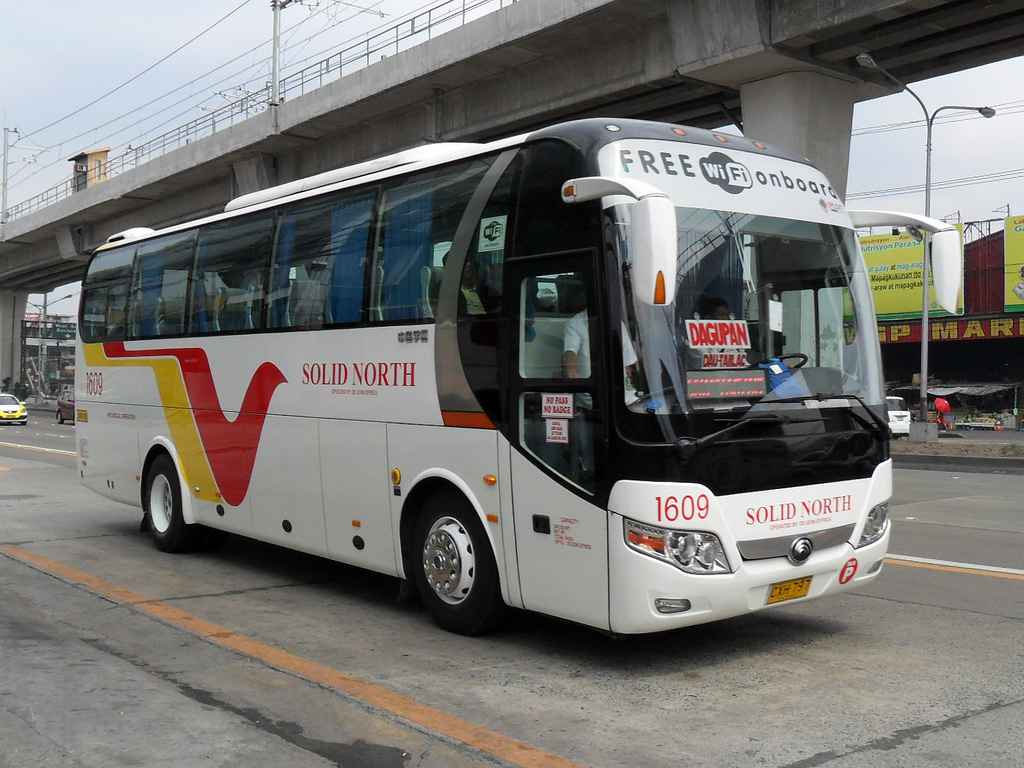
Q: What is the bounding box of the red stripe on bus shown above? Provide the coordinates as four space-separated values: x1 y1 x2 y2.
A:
104 343 286 506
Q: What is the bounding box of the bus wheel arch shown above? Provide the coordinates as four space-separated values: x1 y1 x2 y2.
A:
401 481 508 635
141 450 200 552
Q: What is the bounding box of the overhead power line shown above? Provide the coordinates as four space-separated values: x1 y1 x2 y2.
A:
20 0 257 143
848 167 1024 200
8 0 397 197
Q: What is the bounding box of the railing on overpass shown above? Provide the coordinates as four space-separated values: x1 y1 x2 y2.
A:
3 0 519 224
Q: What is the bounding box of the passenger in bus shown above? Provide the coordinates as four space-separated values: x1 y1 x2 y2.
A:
460 263 486 315
561 288 590 381
697 294 731 320
561 287 640 478
561 288 595 481
684 294 733 370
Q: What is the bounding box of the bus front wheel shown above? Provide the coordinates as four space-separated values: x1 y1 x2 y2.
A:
144 454 200 553
412 490 507 635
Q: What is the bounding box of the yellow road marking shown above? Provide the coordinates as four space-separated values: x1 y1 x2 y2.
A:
887 554 1024 581
0 542 585 768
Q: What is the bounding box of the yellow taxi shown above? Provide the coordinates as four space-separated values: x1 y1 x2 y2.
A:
0 393 28 425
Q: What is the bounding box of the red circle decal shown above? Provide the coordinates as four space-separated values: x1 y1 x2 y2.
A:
839 558 859 585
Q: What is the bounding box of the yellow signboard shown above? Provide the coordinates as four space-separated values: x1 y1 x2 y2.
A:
860 226 963 320
1004 215 1024 312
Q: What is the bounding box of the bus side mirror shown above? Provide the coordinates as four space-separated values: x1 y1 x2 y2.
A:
929 228 962 315
849 209 964 315
561 176 677 306
630 195 677 306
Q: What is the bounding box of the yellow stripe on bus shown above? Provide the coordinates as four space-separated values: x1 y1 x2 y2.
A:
82 342 220 502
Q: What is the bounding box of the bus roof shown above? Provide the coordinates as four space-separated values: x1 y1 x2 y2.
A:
99 119 819 250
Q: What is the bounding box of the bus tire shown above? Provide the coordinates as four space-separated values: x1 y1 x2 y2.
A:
144 454 200 553
412 489 508 635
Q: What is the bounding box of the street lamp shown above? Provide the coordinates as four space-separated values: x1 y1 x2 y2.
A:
855 53 996 439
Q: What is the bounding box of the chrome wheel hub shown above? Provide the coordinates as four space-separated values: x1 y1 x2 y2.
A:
422 517 475 605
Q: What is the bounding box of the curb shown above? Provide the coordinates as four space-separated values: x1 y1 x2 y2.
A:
892 453 1024 473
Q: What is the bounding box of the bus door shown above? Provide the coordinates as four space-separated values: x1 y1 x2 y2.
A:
507 253 611 630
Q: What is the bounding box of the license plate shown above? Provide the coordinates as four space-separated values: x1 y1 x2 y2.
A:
766 576 812 605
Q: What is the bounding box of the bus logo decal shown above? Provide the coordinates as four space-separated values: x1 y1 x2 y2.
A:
700 152 753 194
102 343 286 506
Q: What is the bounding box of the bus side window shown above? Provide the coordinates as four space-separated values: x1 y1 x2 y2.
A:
269 191 375 330
81 283 128 342
190 213 273 334
81 245 134 343
372 159 491 323
458 159 518 318
326 193 375 325
129 232 196 338
517 269 598 493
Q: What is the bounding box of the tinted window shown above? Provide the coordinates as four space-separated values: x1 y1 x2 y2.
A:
269 190 375 330
191 214 273 334
371 159 492 322
81 244 134 343
129 231 196 338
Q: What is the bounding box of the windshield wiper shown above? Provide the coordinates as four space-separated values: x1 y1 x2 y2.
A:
838 392 890 437
674 412 795 461
673 393 887 462
759 391 889 437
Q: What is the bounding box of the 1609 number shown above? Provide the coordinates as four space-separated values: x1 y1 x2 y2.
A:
655 494 710 522
85 371 103 396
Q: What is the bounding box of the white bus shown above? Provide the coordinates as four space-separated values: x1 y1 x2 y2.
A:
76 118 961 635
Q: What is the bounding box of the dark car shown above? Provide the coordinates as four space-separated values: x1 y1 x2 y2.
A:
57 387 75 424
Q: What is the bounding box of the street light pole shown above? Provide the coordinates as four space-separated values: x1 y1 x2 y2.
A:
855 53 995 437
38 293 47 398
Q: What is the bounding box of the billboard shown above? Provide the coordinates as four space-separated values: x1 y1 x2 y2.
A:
1004 215 1024 312
860 226 964 320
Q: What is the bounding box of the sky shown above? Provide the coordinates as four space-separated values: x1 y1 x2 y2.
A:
2 0 1022 311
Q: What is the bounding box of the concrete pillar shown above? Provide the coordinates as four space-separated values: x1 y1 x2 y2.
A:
740 71 857 199
0 290 28 390
231 153 278 197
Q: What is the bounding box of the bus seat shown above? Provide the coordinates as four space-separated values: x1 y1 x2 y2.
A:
244 285 257 329
290 277 327 328
154 297 167 336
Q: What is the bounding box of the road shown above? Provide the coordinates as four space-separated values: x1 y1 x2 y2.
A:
1 414 1022 768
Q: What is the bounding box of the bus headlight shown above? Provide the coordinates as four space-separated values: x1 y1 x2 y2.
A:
625 520 731 574
857 502 890 547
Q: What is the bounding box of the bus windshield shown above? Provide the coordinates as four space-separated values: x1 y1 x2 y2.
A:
614 205 883 428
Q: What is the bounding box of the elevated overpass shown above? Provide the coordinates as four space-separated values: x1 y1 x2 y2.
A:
3 0 1024 385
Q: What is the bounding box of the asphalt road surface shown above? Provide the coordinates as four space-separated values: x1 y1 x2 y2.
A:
1 417 1022 768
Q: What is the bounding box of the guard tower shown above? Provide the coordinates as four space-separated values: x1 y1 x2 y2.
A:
69 148 110 192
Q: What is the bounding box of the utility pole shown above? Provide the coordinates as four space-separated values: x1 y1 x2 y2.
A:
270 0 299 107
2 126 17 225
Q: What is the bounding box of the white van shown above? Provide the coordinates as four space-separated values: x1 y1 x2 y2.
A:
886 396 911 438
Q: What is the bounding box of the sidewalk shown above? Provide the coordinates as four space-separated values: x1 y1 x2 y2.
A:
891 425 1024 472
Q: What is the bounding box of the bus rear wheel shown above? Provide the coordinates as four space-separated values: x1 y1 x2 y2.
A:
144 454 201 553
413 490 507 635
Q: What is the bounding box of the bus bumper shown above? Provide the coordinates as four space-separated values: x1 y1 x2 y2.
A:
606 513 890 635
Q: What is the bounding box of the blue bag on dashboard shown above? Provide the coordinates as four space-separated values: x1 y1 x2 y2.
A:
758 358 808 397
